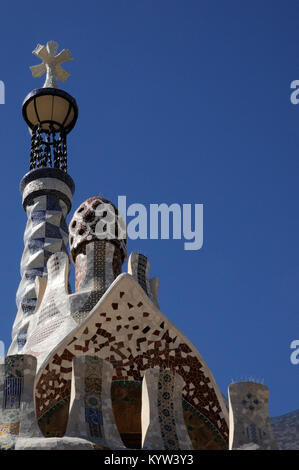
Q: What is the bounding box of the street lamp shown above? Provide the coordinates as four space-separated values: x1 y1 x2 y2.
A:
22 41 78 172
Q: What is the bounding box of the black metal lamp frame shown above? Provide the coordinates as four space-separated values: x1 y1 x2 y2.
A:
22 88 78 173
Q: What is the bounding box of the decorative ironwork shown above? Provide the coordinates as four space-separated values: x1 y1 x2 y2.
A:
30 124 67 172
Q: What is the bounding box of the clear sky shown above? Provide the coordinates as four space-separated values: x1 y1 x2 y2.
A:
0 0 298 417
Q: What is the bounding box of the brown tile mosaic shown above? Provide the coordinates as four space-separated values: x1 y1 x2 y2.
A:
34 275 228 444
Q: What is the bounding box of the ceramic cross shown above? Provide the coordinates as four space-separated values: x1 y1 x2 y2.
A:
30 41 73 88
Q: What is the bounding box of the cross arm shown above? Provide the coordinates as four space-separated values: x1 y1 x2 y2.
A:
30 63 47 78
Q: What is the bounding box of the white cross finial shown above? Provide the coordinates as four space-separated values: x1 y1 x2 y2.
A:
30 41 73 88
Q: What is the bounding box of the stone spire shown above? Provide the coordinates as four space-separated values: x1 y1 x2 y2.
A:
8 42 77 355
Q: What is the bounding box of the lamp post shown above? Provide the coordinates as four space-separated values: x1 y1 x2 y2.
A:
22 40 78 172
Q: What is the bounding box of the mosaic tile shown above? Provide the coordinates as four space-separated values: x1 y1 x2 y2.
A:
65 356 125 449
10 176 73 355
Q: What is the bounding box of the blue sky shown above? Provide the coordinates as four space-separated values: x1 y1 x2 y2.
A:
0 0 298 417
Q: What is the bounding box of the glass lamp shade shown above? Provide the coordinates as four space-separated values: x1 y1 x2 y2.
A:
22 88 78 133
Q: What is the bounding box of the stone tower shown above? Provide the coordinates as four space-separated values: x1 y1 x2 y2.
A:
9 41 77 355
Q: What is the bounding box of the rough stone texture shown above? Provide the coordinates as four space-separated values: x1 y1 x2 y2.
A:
271 409 299 450
0 355 42 450
233 442 260 450
141 368 193 450
149 277 160 309
15 436 104 450
65 355 125 449
228 382 278 450
9 168 74 355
